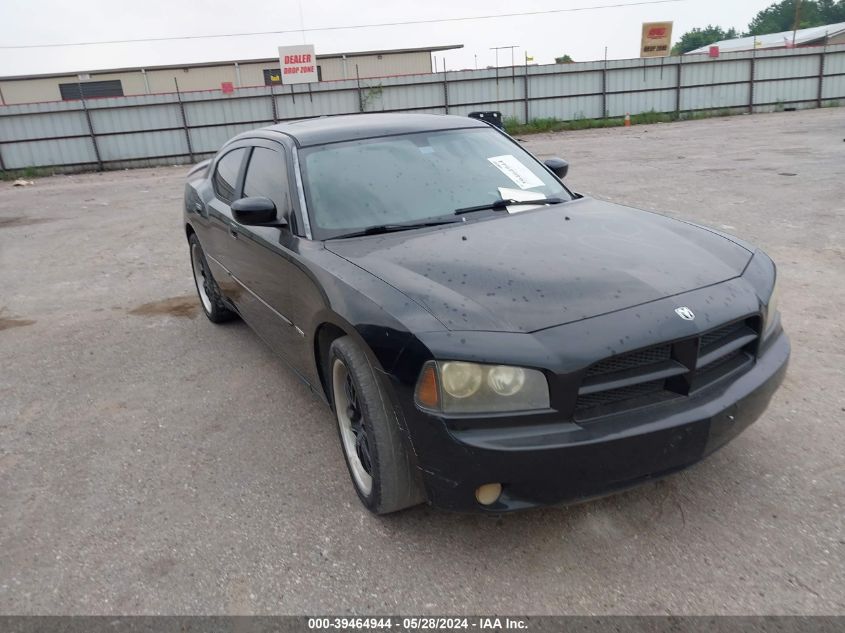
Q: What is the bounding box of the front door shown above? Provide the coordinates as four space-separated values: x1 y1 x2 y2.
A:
225 143 305 366
203 146 249 299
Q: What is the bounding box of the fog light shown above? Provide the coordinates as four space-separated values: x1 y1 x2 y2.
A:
475 483 502 506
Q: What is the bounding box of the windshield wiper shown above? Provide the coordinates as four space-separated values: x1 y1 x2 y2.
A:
331 218 464 239
453 197 564 215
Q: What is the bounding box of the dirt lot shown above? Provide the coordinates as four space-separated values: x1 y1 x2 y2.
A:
1 109 843 615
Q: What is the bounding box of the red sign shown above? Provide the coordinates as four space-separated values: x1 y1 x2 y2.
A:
640 21 673 58
221 82 234 94
283 54 312 64
278 45 319 85
709 46 720 58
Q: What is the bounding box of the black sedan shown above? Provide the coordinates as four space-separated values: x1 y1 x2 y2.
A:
183 113 789 514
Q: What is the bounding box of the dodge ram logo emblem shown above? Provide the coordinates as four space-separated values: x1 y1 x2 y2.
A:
675 306 695 320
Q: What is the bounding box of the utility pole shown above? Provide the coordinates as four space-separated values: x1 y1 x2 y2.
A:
792 0 802 47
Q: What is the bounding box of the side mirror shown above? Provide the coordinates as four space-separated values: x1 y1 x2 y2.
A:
232 197 285 226
544 157 569 180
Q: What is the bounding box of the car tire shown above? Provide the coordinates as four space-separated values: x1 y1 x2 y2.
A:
329 336 425 514
188 233 235 324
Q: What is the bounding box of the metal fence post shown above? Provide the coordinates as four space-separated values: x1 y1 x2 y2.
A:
749 53 756 114
79 83 103 171
443 71 449 114
675 57 682 116
269 84 279 122
601 63 608 118
817 48 826 108
174 79 194 163
356 65 363 112
524 62 530 123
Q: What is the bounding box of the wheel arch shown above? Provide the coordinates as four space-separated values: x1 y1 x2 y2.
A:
311 314 408 406
314 321 350 405
313 316 425 502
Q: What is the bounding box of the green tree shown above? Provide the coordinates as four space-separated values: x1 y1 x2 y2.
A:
671 0 845 55
746 0 845 36
818 0 845 22
554 54 574 63
670 25 739 54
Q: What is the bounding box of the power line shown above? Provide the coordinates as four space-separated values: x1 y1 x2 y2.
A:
0 0 687 49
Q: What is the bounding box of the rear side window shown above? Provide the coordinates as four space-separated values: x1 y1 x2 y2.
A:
213 148 247 204
243 147 290 214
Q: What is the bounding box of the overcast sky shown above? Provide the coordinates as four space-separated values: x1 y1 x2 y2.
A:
1 0 775 77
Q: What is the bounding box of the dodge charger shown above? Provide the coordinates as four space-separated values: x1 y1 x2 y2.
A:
182 113 789 514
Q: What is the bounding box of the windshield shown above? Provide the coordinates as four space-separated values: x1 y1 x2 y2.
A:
299 127 571 239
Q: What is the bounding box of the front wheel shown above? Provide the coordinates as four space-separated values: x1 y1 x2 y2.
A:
329 337 424 514
188 233 235 324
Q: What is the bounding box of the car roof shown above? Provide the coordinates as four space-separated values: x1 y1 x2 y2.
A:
252 113 491 147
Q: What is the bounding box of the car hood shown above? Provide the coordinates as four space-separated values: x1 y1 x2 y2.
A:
325 197 752 333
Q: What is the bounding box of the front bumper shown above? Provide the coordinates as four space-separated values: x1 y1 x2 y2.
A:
400 329 789 513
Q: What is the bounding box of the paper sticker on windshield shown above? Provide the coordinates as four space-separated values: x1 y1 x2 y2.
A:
498 187 545 213
488 154 545 189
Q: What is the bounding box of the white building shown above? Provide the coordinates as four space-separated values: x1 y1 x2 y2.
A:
686 22 845 54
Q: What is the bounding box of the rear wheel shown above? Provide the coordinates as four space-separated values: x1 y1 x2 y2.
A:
188 233 235 323
329 336 424 514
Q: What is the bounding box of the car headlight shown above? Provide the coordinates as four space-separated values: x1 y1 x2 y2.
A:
763 277 780 339
414 361 550 414
743 251 781 341
441 361 483 398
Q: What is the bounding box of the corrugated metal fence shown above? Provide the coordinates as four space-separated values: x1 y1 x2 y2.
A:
1 44 843 172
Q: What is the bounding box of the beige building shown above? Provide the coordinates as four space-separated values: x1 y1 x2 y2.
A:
0 44 462 105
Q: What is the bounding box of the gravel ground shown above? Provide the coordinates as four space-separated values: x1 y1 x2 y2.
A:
0 108 843 615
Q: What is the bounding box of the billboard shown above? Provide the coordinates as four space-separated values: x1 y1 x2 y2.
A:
278 44 318 84
640 22 673 57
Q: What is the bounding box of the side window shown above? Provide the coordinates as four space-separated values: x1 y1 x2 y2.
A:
212 148 247 204
242 147 290 215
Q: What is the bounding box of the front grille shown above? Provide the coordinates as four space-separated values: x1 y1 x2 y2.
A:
700 322 745 348
575 379 670 410
586 345 671 377
697 348 742 374
575 317 759 420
